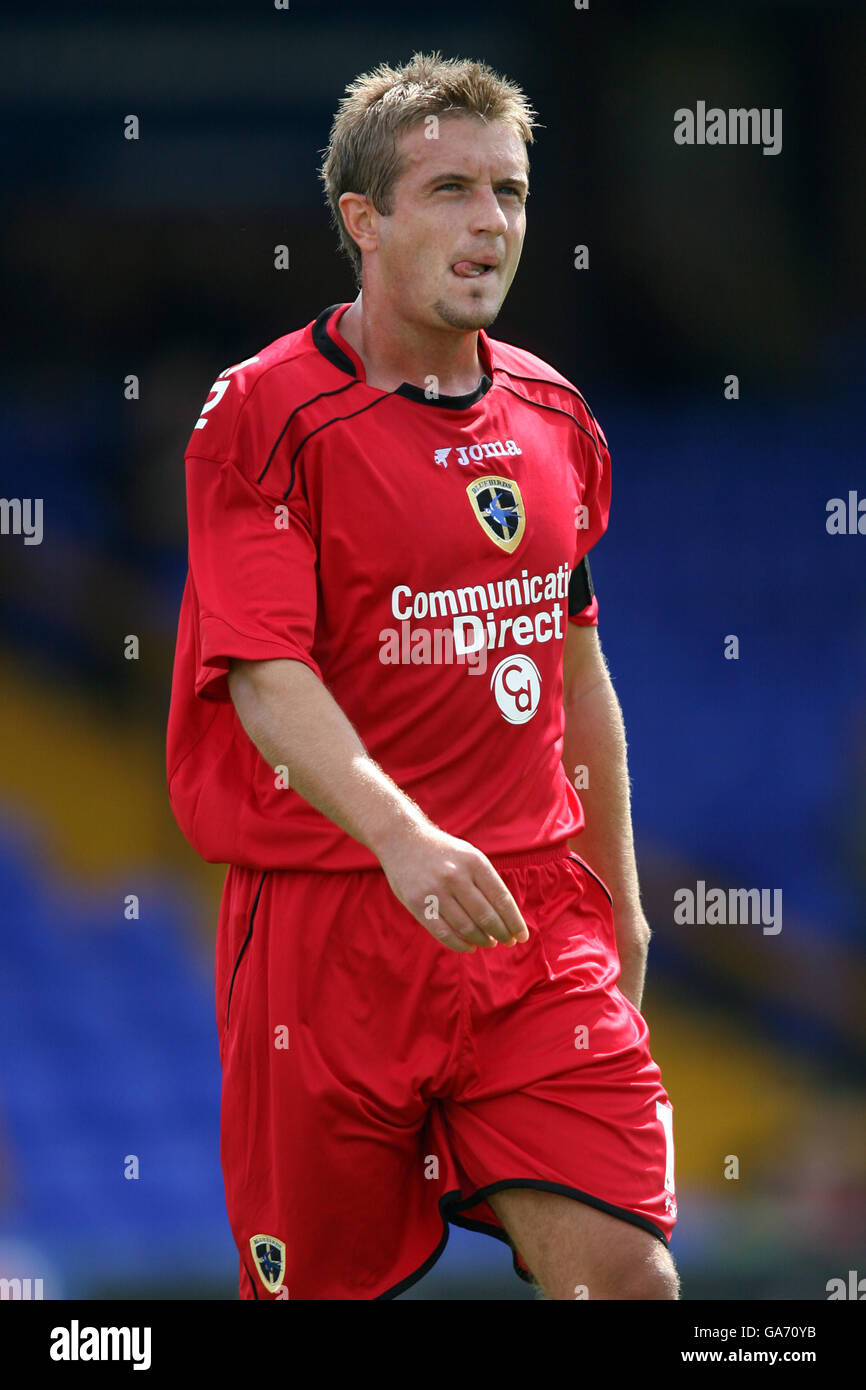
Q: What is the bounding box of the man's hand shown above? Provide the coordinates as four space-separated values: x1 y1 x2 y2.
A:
225 657 528 954
377 823 530 954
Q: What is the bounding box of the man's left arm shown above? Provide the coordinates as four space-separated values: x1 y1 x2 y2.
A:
561 621 651 1011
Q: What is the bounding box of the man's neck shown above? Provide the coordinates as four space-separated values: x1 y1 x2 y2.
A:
337 294 484 396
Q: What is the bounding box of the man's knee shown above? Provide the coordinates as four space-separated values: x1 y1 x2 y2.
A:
605 1246 680 1301
554 1243 679 1301
491 1188 680 1301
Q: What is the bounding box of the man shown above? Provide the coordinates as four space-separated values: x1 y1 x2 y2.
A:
166 50 679 1301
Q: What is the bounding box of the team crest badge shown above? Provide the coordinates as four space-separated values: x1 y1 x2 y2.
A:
466 475 525 553
250 1234 286 1293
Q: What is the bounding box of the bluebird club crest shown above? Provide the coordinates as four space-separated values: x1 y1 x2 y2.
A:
467 475 526 553
250 1234 286 1293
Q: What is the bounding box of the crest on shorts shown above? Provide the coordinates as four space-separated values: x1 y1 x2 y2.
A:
250 1234 286 1293
467 475 525 553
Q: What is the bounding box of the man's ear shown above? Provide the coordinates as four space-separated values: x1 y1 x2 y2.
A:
338 192 378 255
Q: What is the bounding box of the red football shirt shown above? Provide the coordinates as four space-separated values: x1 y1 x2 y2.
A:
166 303 611 870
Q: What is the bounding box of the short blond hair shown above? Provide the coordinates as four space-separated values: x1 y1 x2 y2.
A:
319 50 540 285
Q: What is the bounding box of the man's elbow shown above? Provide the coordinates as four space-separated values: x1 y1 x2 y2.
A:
226 657 261 709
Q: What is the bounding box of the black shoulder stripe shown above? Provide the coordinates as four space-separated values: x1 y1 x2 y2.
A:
495 366 601 421
282 393 394 500
494 368 604 452
495 381 602 463
568 556 595 615
256 380 361 486
570 390 603 452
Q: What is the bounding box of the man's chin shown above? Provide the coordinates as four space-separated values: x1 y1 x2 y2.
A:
432 295 501 332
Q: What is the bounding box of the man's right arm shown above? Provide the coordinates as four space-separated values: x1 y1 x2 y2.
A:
227 657 528 953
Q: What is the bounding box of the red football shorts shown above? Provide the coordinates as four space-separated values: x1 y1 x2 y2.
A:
215 845 677 1299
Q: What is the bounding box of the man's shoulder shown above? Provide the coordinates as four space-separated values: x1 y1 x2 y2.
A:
183 311 332 464
486 332 607 452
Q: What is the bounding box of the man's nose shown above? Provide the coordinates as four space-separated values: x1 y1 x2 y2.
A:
467 186 510 236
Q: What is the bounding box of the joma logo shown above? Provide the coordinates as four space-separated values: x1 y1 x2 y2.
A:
434 439 522 468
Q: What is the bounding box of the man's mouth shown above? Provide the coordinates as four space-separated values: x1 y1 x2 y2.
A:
452 260 498 279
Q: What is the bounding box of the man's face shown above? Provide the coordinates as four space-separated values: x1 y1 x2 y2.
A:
369 114 528 333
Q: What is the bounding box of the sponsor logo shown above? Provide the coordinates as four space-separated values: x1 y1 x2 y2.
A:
434 439 522 468
490 654 541 724
387 564 569 675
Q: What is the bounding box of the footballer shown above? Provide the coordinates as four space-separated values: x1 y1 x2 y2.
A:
167 51 679 1300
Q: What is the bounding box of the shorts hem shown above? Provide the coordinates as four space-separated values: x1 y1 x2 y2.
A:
375 1178 670 1299
375 1190 462 1299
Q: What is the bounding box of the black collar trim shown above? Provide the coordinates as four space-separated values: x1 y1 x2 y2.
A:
395 375 492 410
311 302 358 379
311 303 493 411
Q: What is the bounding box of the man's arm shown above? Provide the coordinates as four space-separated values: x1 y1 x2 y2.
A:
226 657 528 953
561 623 651 1011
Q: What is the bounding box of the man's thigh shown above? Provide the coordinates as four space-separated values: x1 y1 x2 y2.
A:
487 1187 680 1301
218 863 459 1299
441 854 678 1275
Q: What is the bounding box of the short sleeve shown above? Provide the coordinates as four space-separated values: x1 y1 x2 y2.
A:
185 452 323 702
568 408 611 627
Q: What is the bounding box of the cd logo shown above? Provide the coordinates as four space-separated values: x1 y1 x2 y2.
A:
490 655 541 724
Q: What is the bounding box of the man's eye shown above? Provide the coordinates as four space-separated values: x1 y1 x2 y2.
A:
436 183 461 191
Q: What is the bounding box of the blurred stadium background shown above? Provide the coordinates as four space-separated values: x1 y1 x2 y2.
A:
0 0 864 1299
